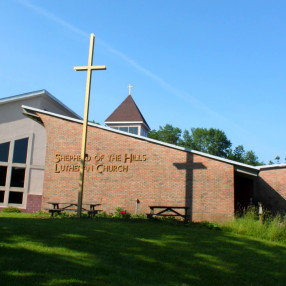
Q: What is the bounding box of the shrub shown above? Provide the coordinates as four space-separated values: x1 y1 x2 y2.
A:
131 213 147 220
222 206 286 243
1 207 22 213
200 221 221 230
112 208 131 219
94 211 112 218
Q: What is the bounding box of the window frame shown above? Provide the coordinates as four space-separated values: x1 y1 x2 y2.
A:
0 134 33 207
111 125 140 135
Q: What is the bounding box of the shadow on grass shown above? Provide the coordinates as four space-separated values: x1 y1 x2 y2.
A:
0 215 286 286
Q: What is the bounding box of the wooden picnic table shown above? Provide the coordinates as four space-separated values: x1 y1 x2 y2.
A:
148 206 190 222
47 202 102 217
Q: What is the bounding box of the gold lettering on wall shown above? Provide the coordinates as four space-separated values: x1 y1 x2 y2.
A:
54 153 146 174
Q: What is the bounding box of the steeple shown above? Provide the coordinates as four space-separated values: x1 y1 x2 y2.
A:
105 87 150 136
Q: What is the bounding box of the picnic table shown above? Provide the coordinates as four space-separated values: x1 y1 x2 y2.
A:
47 202 102 217
148 206 190 222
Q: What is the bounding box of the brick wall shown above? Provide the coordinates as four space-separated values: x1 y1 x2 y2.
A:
25 194 42 213
0 195 42 213
256 167 286 214
39 113 235 223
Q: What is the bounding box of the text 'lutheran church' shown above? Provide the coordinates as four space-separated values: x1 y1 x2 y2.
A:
0 89 285 222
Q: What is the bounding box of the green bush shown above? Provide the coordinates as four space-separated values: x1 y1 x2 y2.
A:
1 207 22 213
200 221 221 230
112 208 131 219
131 213 147 220
94 211 112 218
222 206 286 243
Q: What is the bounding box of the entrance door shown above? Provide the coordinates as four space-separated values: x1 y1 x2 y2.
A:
234 174 254 215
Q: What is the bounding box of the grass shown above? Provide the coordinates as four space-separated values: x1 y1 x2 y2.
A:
0 213 286 286
222 208 286 243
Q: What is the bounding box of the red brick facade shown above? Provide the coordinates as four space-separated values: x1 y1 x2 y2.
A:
39 113 235 222
25 195 42 213
0 195 42 213
256 167 286 214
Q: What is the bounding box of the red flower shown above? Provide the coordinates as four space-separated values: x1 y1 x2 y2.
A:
120 210 126 214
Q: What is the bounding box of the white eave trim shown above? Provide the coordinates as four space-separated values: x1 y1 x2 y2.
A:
1 89 81 120
258 164 286 170
0 90 46 104
22 105 260 171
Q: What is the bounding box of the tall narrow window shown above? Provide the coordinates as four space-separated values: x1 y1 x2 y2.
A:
13 138 28 164
0 142 10 162
0 137 29 206
0 166 7 186
0 191 4 203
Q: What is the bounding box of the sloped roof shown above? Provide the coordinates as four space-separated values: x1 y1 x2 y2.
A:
0 89 81 119
105 95 150 130
22 105 261 173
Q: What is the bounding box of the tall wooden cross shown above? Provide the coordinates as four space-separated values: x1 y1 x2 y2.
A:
74 33 106 217
128 84 133 95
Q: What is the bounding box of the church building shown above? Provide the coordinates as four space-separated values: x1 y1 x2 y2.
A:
0 89 285 222
105 90 150 137
0 90 81 211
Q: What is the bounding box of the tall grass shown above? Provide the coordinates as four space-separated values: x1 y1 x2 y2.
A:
222 207 286 243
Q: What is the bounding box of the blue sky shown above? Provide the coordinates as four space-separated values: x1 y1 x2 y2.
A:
0 0 285 164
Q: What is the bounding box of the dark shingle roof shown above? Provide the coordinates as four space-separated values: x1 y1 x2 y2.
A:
105 95 150 130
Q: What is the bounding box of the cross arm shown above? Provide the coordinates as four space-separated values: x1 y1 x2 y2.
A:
74 65 106 71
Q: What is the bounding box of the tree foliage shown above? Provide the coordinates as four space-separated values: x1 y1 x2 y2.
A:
179 128 231 158
148 124 182 145
148 124 263 166
268 155 285 165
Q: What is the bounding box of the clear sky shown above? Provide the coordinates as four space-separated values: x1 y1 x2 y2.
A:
1 0 285 164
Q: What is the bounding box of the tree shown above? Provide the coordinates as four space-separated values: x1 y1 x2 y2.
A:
178 130 193 149
149 125 233 158
228 145 245 162
148 123 263 165
274 155 280 164
187 128 232 158
148 124 182 145
243 150 261 166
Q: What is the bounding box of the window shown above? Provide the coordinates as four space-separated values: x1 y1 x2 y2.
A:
13 138 28 163
111 126 139 135
0 137 29 206
0 166 7 186
8 191 23 204
141 128 148 137
119 127 128 132
0 191 4 203
129 127 138 135
0 142 10 162
10 167 26 188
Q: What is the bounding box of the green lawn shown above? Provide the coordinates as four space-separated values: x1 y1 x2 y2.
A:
0 214 286 286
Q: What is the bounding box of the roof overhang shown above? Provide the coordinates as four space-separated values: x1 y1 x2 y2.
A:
258 164 286 171
0 89 81 120
22 105 261 173
22 106 43 125
235 166 259 177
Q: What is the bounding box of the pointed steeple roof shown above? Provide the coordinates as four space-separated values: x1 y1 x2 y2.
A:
105 95 150 130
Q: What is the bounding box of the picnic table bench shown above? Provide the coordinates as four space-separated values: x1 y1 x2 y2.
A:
148 206 190 222
47 202 102 217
